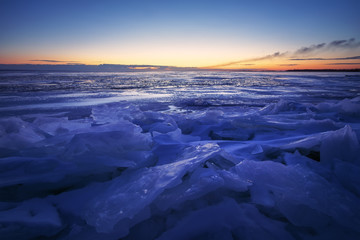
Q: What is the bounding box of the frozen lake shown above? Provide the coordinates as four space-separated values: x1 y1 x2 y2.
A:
1 71 359 116
0 71 360 239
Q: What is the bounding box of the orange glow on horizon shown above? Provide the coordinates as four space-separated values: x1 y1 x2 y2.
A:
128 66 160 70
0 54 359 71
200 57 360 71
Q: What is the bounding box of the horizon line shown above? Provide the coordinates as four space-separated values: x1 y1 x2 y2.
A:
0 63 359 72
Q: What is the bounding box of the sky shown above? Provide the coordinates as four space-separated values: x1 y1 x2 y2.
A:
0 0 360 70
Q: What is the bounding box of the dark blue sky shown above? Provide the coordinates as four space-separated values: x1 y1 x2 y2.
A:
1 0 359 69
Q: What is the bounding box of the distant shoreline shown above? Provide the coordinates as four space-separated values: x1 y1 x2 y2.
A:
286 69 360 72
0 64 359 73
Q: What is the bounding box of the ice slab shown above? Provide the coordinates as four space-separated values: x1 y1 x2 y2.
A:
0 198 62 240
235 160 360 231
157 199 294 240
83 143 220 233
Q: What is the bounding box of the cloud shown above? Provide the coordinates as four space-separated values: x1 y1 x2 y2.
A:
204 51 287 68
290 56 360 61
328 38 360 48
29 59 80 63
295 43 326 55
293 38 360 56
326 62 360 65
332 56 360 60
202 38 360 69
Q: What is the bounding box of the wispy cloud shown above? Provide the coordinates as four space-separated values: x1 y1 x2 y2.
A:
295 43 326 55
290 56 360 61
293 38 360 56
326 62 360 65
205 51 287 68
328 38 360 48
203 38 360 69
29 59 80 63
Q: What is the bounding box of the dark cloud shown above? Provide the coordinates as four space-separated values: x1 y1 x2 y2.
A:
295 43 325 54
206 51 287 68
290 57 326 61
329 38 360 48
290 56 360 61
326 62 360 65
293 38 360 56
330 39 348 46
203 38 360 69
29 59 80 63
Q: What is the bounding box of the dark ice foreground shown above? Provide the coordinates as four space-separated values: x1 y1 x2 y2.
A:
0 71 360 239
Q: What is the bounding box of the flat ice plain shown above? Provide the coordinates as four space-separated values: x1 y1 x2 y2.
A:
0 71 359 239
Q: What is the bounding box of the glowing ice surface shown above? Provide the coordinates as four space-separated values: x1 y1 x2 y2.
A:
0 71 359 239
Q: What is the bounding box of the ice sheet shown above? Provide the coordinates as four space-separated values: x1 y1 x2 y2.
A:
0 71 359 239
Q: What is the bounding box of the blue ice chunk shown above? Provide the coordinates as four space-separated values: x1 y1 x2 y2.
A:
0 117 45 150
235 160 360 231
155 167 224 211
157 198 294 240
0 198 62 239
320 125 360 165
0 157 72 188
33 116 91 136
62 121 152 168
83 143 220 233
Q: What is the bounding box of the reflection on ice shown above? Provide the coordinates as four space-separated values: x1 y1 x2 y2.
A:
0 91 173 111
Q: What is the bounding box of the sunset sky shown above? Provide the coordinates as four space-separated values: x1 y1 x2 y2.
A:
1 0 360 70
